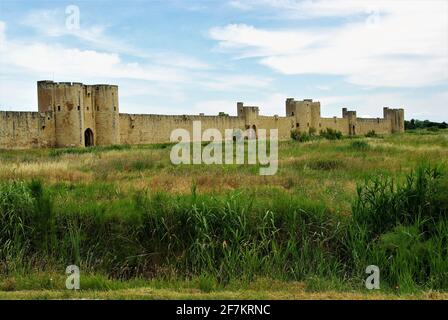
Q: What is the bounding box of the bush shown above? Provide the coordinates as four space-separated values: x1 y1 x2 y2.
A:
320 128 342 140
349 140 370 151
308 160 343 171
291 129 312 142
405 119 448 130
427 126 439 132
365 130 377 138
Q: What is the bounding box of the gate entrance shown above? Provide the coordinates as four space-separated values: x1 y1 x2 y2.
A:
84 128 94 147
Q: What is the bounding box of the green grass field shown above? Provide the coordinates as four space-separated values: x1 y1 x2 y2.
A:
0 129 447 299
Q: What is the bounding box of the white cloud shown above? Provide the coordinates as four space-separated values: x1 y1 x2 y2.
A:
21 9 146 57
0 79 36 111
0 18 271 88
209 24 325 58
0 21 5 48
228 0 439 19
228 1 253 11
0 41 188 83
0 19 272 113
0 10 194 83
212 1 448 88
21 9 215 70
0 20 189 111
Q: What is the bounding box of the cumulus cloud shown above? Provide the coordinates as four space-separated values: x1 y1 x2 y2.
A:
212 1 448 87
209 24 325 58
21 8 147 57
0 16 270 86
0 39 188 83
0 18 272 112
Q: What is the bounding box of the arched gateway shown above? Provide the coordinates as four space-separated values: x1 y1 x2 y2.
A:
84 128 94 147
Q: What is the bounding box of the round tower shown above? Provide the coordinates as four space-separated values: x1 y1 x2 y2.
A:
295 100 312 133
37 80 55 113
93 85 120 146
38 81 84 147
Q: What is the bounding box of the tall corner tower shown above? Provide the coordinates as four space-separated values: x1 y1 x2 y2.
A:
384 107 405 133
93 84 120 146
37 80 55 113
38 81 84 147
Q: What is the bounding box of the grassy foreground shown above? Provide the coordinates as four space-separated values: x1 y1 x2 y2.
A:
1 274 447 300
2 288 448 300
0 129 447 299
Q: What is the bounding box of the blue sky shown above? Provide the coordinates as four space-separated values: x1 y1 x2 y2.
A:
0 0 447 120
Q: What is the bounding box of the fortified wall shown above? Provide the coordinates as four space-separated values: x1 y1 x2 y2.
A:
286 98 404 136
0 81 405 149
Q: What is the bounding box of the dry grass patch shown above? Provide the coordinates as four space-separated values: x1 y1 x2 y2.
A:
1 287 447 300
0 160 91 182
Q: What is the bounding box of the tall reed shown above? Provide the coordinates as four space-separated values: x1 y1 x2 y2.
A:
0 162 446 292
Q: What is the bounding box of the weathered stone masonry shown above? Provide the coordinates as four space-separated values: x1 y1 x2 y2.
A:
0 81 405 149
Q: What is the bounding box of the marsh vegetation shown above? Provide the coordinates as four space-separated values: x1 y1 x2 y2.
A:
0 129 447 298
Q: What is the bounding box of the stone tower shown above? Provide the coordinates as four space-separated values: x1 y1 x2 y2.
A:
37 81 120 147
286 98 321 133
38 81 84 147
237 102 259 126
383 107 405 133
342 108 358 135
92 84 120 146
